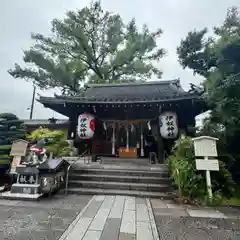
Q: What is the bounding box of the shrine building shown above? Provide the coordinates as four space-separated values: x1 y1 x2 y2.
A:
38 79 206 163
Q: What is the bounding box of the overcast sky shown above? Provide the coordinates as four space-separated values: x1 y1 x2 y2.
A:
0 0 239 120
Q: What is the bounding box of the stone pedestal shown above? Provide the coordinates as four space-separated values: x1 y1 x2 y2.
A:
11 184 41 194
0 165 43 200
10 166 42 198
1 158 69 200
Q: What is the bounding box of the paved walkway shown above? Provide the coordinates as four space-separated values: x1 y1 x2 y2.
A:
59 195 240 240
61 195 158 240
60 195 240 240
0 194 239 239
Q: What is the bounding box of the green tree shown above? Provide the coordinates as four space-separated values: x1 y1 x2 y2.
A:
0 113 26 168
177 6 240 128
177 6 240 181
9 1 165 96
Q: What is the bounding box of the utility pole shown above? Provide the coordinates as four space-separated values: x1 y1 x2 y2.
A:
29 86 36 120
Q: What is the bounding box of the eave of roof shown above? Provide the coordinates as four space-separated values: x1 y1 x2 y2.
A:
38 80 203 105
22 119 69 125
38 94 201 105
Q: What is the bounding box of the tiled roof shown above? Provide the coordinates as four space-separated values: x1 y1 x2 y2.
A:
39 80 201 104
84 80 186 102
22 119 68 125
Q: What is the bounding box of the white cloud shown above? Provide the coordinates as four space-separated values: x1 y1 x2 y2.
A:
0 0 239 119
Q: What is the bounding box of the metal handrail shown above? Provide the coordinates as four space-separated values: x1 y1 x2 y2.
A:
65 148 90 195
164 150 169 164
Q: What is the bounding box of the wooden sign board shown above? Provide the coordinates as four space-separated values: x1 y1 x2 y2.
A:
192 136 218 157
10 140 28 157
195 159 219 171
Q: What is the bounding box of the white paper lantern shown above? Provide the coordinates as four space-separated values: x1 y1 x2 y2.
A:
159 111 178 139
77 113 95 139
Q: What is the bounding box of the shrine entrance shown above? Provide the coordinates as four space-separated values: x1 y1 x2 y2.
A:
38 80 206 164
98 119 154 159
75 115 178 164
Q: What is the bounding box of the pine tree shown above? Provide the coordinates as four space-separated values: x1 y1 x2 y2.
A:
9 1 165 95
0 113 26 172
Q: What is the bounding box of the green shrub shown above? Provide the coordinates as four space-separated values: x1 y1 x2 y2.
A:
0 145 12 155
0 145 12 151
45 140 70 156
27 128 64 142
204 190 224 206
169 136 235 204
169 137 206 199
0 158 11 165
27 128 75 157
211 161 235 199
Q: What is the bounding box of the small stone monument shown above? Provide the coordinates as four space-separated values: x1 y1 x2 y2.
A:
1 139 70 200
2 139 43 199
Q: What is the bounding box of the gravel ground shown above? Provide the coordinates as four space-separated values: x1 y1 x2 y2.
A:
0 194 92 240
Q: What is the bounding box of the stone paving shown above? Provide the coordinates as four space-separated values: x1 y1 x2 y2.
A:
61 195 240 240
0 194 239 240
151 199 240 240
0 194 92 240
61 195 158 240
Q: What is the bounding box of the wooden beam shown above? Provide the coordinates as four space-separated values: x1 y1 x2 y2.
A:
157 110 164 164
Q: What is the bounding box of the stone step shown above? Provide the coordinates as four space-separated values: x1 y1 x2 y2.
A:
73 163 168 171
93 163 169 170
68 180 171 192
66 187 173 199
71 168 169 178
75 164 169 171
69 174 171 184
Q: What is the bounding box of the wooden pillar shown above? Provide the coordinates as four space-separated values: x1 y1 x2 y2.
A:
112 122 115 155
157 115 165 164
140 124 144 157
126 126 129 151
67 116 76 140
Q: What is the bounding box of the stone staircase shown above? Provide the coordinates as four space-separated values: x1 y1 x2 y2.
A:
67 164 173 199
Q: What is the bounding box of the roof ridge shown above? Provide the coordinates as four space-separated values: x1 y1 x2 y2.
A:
88 79 180 88
22 119 68 121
